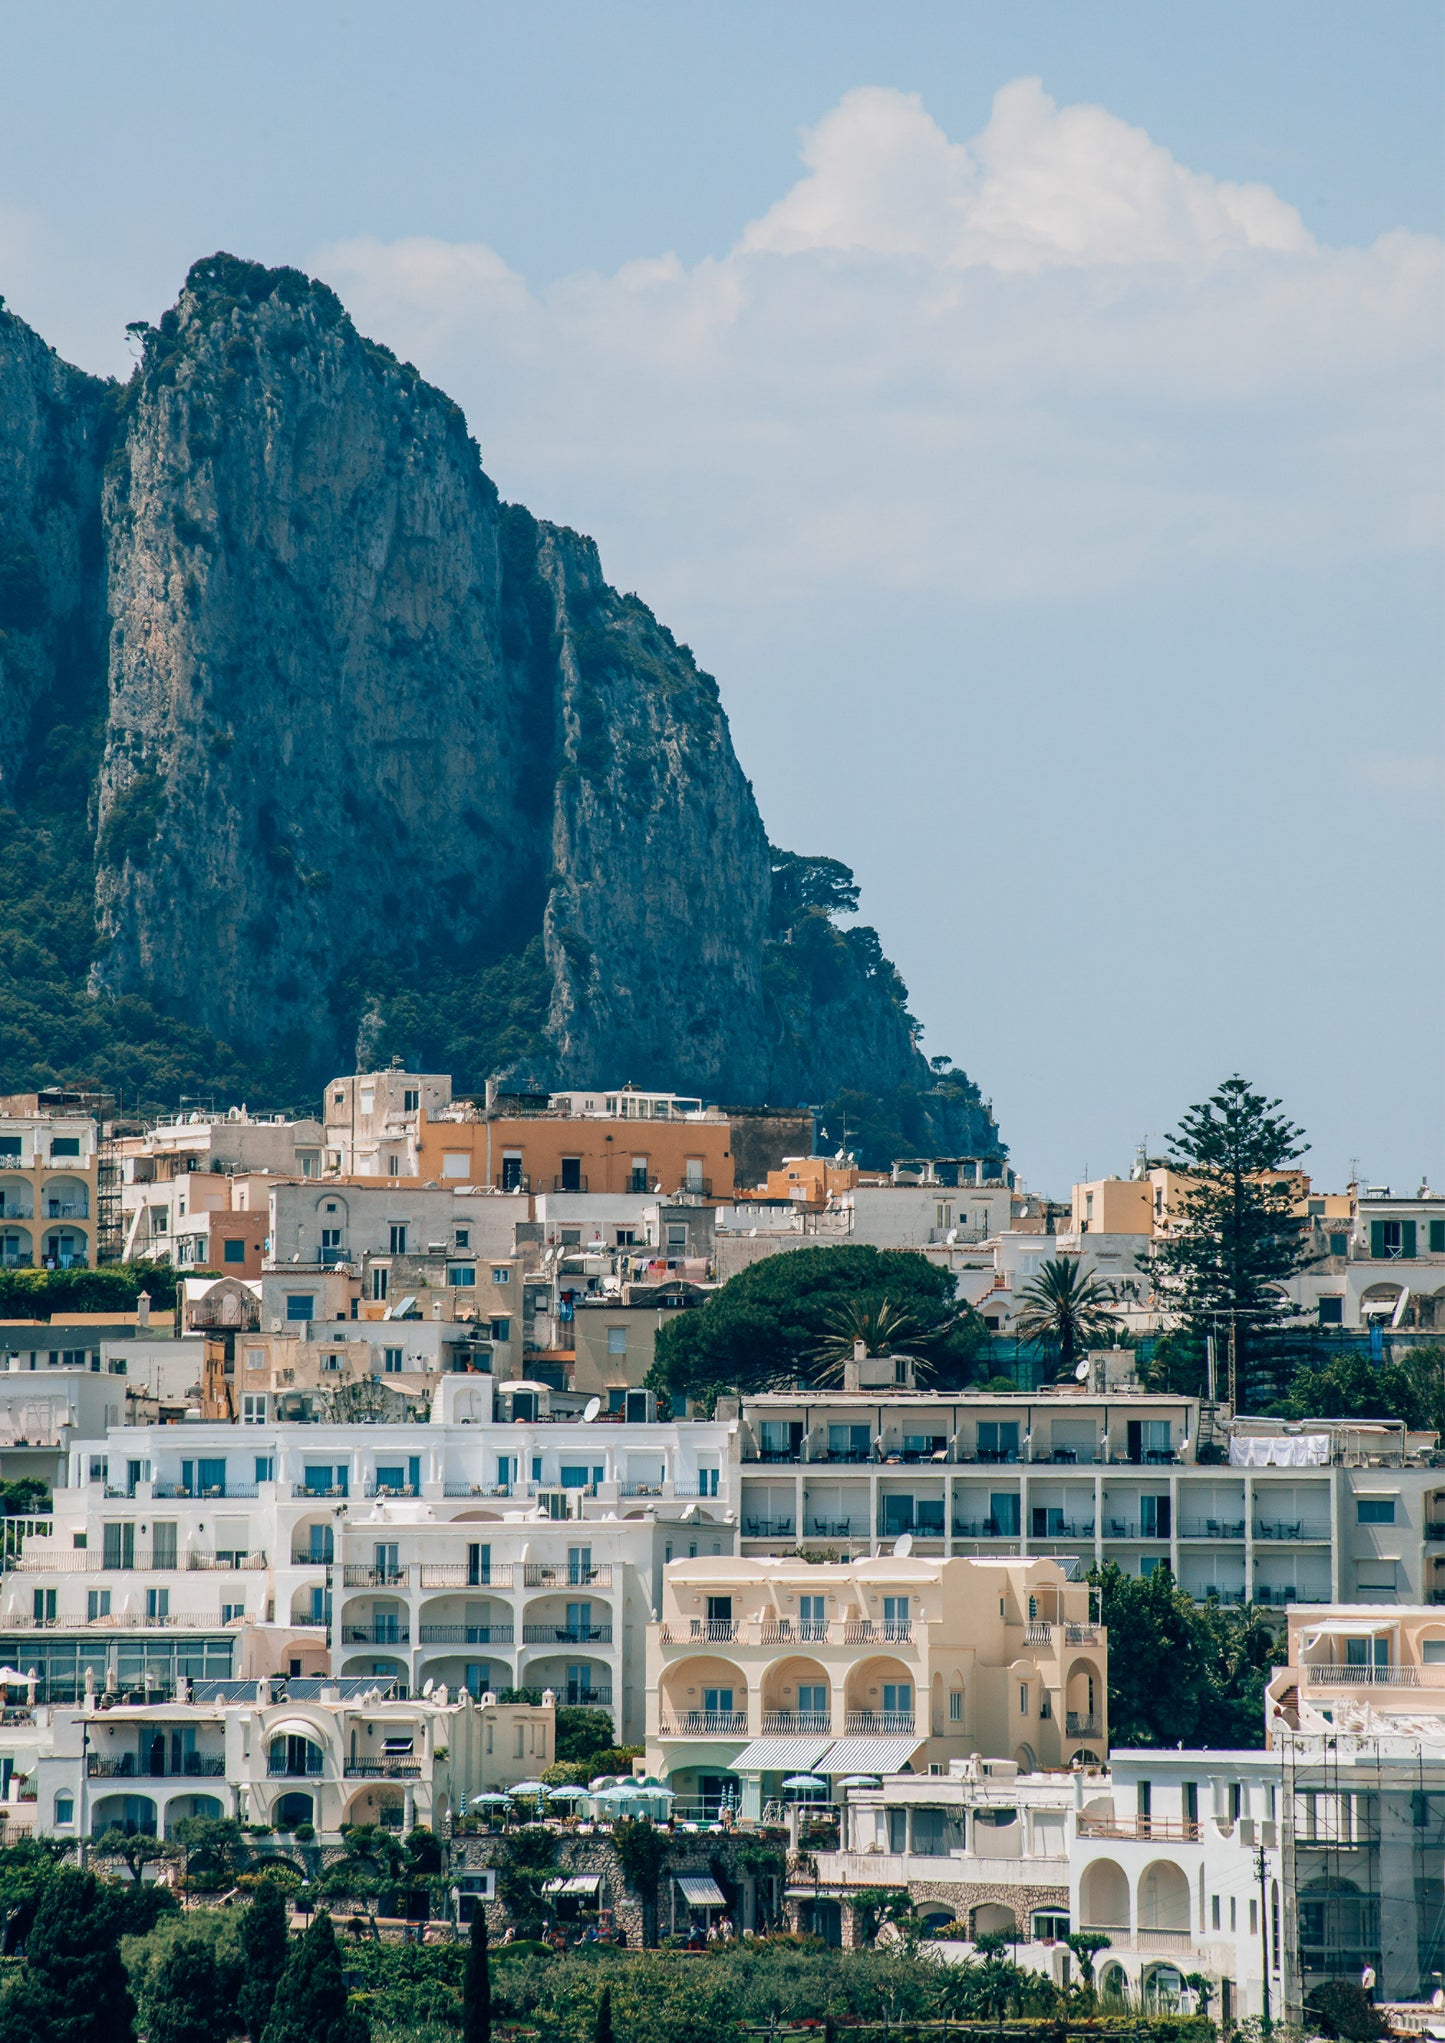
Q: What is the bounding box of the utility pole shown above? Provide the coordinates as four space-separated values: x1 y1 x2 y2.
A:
1256 1843 1272 2034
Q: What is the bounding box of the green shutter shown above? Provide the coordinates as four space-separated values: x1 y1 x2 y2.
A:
1430 1221 1445 1254
1401 1221 1417 1259
1370 1221 1386 1258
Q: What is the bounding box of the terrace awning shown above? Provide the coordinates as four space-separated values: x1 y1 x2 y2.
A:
676 1875 726 1907
726 1736 830 1774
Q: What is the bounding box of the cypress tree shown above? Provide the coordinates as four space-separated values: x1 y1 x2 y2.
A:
239 1881 291 2041
0 1866 135 2043
595 1983 614 2043
260 1911 368 2043
143 1929 226 2043
461 1906 491 2043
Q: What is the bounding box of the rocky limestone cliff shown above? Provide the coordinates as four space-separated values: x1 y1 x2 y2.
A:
0 256 1002 1164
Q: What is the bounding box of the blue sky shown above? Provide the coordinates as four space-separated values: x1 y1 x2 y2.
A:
2 3 1441 1195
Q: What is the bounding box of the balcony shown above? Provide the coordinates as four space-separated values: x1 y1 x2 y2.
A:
842 1621 912 1644
760 1620 830 1645
267 1755 325 1777
1066 1712 1102 1737
287 1484 350 1500
418 1624 513 1644
660 1711 748 1736
547 1175 588 1194
344 1758 422 1778
1305 1663 1423 1688
186 1551 267 1571
521 1623 612 1644
562 1685 611 1706
1179 1520 1246 1539
743 1520 795 1539
1078 1814 1200 1841
443 1484 520 1500
290 1548 334 1568
523 1563 611 1589
1024 1623 1052 1645
1064 1624 1099 1644
761 1711 830 1734
688 1620 739 1642
343 1564 411 1588
419 1563 514 1589
806 1521 865 1540
1254 1521 1330 1541
340 1624 411 1646
153 1484 260 1501
87 1754 225 1779
844 1711 914 1733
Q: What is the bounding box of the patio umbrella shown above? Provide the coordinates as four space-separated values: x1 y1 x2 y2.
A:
547 1784 592 1801
782 1775 827 1792
631 1785 674 1801
510 1780 551 1796
470 1792 513 1806
837 1775 881 1788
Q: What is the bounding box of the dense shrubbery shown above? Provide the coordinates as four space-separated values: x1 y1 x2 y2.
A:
0 1261 178 1319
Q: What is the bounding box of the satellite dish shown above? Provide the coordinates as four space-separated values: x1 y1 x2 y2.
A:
892 1532 914 1557
422 1677 435 1697
1074 1360 1089 1381
582 1397 602 1423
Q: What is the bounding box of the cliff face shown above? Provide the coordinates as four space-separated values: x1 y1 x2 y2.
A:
0 255 1001 1164
0 306 110 794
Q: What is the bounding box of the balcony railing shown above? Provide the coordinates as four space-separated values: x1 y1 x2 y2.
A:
844 1711 914 1733
344 1758 422 1778
287 1484 350 1499
420 1564 514 1589
7 1612 228 1630
340 1624 411 1645
1178 1520 1246 1539
689 1620 739 1642
418 1624 513 1644
187 1552 267 1571
1066 1712 1102 1736
290 1548 334 1568
563 1685 611 1706
267 1756 325 1777
521 1623 612 1644
1024 1623 1052 1644
1078 1814 1200 1840
343 1565 411 1588
1306 1663 1421 1687
1254 1522 1331 1541
364 1484 419 1500
523 1564 611 1589
443 1484 519 1499
761 1711 830 1734
153 1484 260 1500
660 1711 748 1736
806 1521 864 1539
88 1754 225 1778
842 1621 912 1644
759 1619 829 1644
1064 1625 1099 1644
743 1520 795 1539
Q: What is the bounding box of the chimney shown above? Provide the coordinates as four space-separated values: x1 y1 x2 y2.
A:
136 1291 151 1331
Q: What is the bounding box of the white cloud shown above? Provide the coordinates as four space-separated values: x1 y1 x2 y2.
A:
315 79 1442 609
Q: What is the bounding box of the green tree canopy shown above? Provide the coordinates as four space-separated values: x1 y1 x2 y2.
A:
1089 1560 1284 1747
134 1925 231 2043
1274 1345 1445 1432
0 1866 136 2043
260 1911 367 2043
649 1245 985 1401
1146 1075 1309 1407
461 1904 490 2043
238 1881 290 2041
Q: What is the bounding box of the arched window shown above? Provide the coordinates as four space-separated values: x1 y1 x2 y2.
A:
54 1793 74 1826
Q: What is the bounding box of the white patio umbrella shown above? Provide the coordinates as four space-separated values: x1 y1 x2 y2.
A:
837 1775 881 1788
470 1791 513 1806
547 1784 592 1801
782 1774 827 1792
510 1780 551 1796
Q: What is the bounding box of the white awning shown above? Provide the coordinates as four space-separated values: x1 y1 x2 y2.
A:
727 1736 831 1774
263 1719 326 1744
1301 1619 1396 1643
676 1875 726 1907
543 1874 601 1895
815 1734 925 1776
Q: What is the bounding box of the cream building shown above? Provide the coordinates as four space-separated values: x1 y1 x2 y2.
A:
0 1095 100 1271
645 1552 1106 1818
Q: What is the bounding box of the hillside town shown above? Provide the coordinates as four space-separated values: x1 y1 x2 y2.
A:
0 1069 1440 2031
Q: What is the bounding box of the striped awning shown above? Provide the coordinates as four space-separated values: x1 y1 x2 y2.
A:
676 1875 726 1907
814 1735 924 1776
726 1735 831 1774
543 1874 601 1895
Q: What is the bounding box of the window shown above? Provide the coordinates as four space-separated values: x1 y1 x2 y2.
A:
629 1157 649 1193
447 1265 476 1287
1212 1895 1221 1929
1019 1682 1030 1714
403 1089 419 1112
221 1602 245 1623
286 1294 314 1322
245 1347 264 1371
371 1267 388 1301
87 1589 111 1619
1357 1497 1396 1523
977 1422 1020 1461
254 1456 273 1482
242 1394 268 1424
0 1137 19 1159
388 1157 400 1176
1318 1297 1344 1325
491 1266 510 1284
988 1492 1021 1537
320 1352 341 1372
1371 1219 1416 1259
560 1157 583 1192
1140 1494 1171 1538
50 1137 80 1157
1424 1219 1445 1254
222 1237 247 1264
443 1152 469 1179
1034 1912 1070 1942
54 1794 74 1826
666 1224 687 1251
146 1588 169 1619
500 1153 523 1190
949 1690 963 1722
389 1224 407 1255
881 1682 912 1718
606 1326 628 1356
1330 1231 1349 1255
490 1318 511 1343
359 1087 375 1114
383 1347 403 1374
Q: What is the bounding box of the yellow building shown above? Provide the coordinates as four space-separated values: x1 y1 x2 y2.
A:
1071 1177 1152 1235
0 1095 100 1270
646 1552 1106 1820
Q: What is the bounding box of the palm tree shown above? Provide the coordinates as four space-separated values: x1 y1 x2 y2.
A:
811 1297 919 1384
1012 1257 1122 1377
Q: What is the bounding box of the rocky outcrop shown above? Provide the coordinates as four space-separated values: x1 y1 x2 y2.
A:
0 305 110 793
0 256 1002 1162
